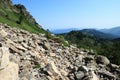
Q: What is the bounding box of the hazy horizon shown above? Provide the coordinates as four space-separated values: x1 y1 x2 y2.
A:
12 0 120 30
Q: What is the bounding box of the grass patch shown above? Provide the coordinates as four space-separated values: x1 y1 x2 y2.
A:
33 64 41 69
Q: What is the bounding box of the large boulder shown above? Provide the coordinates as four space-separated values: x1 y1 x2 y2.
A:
44 61 60 76
0 47 10 69
0 47 19 80
0 62 19 80
96 55 110 65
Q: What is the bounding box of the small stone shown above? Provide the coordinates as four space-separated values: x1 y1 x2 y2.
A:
78 66 89 73
80 51 85 54
0 29 8 37
77 55 83 62
90 71 99 80
75 71 85 80
60 69 68 76
49 53 56 57
109 63 119 69
21 77 28 80
8 44 22 55
43 42 50 50
85 55 94 61
22 42 28 49
18 36 24 42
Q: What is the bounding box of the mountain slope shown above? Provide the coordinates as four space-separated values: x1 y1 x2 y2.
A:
0 0 46 33
100 26 120 37
0 24 120 80
0 1 120 80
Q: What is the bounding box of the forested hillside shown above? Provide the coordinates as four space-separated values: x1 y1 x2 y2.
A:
60 30 120 65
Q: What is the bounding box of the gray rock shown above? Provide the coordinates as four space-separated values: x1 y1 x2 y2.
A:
78 66 89 73
89 70 99 80
75 71 85 80
0 29 8 37
109 63 119 69
44 61 60 76
77 55 83 62
98 71 116 79
0 47 19 80
9 54 20 64
85 55 94 61
49 53 56 57
43 42 50 50
96 55 110 65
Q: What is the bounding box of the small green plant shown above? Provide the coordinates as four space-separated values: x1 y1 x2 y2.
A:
33 64 41 69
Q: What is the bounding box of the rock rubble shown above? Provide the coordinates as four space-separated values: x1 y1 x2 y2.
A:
0 24 120 80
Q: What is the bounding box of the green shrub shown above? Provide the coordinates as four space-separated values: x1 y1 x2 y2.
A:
59 36 69 46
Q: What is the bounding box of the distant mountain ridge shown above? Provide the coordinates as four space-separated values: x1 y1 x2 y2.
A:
51 28 79 34
80 29 118 39
52 27 120 39
100 26 120 37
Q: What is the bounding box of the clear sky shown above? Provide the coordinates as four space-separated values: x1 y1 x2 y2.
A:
12 0 120 30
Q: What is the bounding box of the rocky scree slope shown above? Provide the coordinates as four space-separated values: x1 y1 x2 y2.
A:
0 24 120 80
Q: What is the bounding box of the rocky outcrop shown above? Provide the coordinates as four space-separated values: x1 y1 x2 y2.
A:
14 4 40 27
0 24 120 80
0 0 13 11
0 0 42 28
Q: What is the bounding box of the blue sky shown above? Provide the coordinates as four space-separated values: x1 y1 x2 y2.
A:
12 0 120 30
